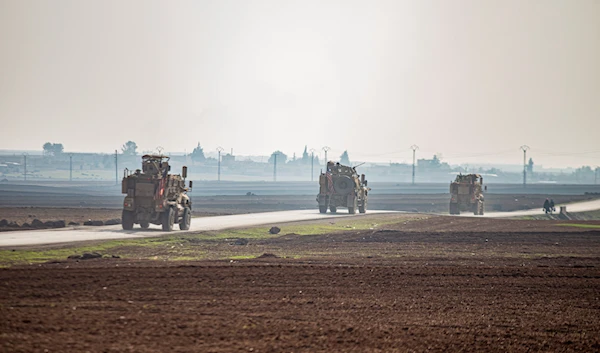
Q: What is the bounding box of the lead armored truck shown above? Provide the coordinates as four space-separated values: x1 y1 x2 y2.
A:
121 155 192 231
449 173 484 215
317 162 369 214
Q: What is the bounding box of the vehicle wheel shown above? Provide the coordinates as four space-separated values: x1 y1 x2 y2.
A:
478 202 484 216
162 207 175 231
471 203 478 214
140 221 150 229
449 203 459 215
348 198 357 214
359 197 367 213
179 207 191 230
319 205 327 214
122 210 134 230
330 206 337 213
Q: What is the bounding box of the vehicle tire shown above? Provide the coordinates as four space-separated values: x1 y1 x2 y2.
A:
333 175 354 195
348 197 357 214
140 222 150 229
478 202 484 216
359 197 367 214
122 210 134 230
179 207 191 230
162 207 175 231
319 205 327 214
471 203 479 215
330 206 337 213
449 203 459 215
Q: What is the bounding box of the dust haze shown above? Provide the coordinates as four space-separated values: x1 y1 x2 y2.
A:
1 0 599 167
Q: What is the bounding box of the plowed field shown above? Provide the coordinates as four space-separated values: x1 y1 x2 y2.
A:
1 217 599 352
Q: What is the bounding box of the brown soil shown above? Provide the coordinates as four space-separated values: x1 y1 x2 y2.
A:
0 207 123 225
1 216 600 352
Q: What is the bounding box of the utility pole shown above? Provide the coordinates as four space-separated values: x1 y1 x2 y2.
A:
310 148 316 182
216 146 224 181
23 153 27 181
115 150 118 185
520 145 530 188
273 152 278 182
410 145 419 185
69 154 73 182
322 146 331 166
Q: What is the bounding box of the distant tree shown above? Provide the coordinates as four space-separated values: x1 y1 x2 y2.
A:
102 154 113 169
268 151 287 164
54 143 64 155
43 142 64 156
121 141 138 156
574 166 594 182
190 143 206 162
483 167 503 176
340 150 350 165
527 158 534 174
43 142 52 155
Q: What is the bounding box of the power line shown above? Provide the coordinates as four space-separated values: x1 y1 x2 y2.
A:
520 145 530 188
356 148 516 160
322 146 330 165
533 149 600 157
410 145 418 185
216 146 224 181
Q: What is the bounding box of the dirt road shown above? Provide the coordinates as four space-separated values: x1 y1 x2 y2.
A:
474 198 600 218
0 210 397 248
2 197 600 247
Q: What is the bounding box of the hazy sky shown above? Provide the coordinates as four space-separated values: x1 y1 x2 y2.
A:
1 0 599 167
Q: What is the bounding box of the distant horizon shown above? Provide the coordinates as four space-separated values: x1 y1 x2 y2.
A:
0 148 589 171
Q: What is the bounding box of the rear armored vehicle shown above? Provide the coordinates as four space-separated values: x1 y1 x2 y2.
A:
317 162 370 214
121 155 192 231
449 173 484 215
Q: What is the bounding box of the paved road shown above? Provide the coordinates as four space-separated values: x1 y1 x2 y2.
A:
2 198 599 248
0 210 396 248
462 198 600 218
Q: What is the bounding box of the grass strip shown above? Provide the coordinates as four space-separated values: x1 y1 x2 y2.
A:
0 215 421 267
557 223 600 229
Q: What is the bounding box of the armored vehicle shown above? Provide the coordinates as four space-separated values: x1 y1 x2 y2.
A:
449 173 484 215
121 155 192 231
317 162 369 214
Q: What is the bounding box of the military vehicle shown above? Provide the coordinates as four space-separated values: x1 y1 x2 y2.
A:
449 173 484 215
317 162 369 214
121 155 192 231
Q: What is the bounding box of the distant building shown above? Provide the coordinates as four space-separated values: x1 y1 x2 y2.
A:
222 153 235 164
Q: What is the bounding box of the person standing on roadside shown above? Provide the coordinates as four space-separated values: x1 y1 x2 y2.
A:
543 198 550 214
